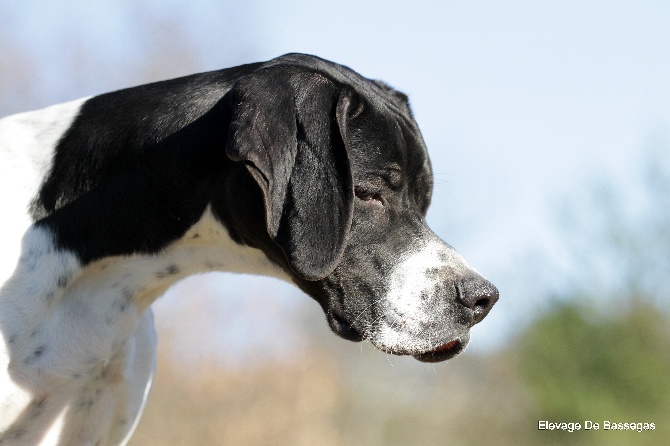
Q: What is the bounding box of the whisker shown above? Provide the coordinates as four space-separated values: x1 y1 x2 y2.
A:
430 172 452 186
351 302 374 325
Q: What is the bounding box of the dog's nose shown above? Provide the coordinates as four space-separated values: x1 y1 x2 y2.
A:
457 274 499 325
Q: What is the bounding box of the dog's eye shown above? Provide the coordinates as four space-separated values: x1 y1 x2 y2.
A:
355 189 384 206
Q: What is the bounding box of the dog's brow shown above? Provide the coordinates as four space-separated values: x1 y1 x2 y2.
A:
358 164 403 190
383 164 403 187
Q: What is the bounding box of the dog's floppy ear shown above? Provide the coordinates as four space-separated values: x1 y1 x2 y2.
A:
225 67 355 281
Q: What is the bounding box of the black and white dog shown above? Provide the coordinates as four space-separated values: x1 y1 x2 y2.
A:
0 53 497 445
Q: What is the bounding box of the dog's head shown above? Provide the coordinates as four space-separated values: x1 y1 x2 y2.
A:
219 54 498 362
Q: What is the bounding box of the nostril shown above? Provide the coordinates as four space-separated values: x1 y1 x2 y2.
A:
474 297 491 311
457 277 499 323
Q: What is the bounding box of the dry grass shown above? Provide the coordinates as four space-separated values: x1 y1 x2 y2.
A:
130 350 345 446
129 340 529 445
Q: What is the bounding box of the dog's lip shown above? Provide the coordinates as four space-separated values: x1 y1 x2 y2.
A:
327 311 364 342
326 310 469 361
412 337 467 363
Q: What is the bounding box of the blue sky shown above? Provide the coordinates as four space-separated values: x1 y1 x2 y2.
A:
2 0 669 357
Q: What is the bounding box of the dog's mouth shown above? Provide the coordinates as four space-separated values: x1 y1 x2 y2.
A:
328 311 467 362
412 337 467 363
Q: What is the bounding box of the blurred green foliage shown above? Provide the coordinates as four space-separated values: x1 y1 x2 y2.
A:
518 300 670 445
516 145 670 445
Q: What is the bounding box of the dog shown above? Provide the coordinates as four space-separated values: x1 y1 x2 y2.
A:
0 53 498 445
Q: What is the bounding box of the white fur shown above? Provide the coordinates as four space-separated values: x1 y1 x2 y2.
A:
377 237 472 352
